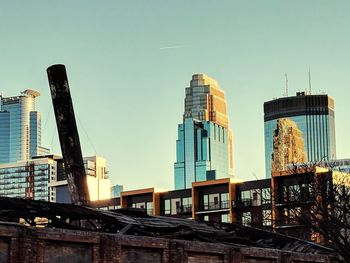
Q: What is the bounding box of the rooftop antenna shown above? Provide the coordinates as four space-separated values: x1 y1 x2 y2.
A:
308 68 312 95
285 72 288 96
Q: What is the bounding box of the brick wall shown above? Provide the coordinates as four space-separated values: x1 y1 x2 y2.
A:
0 222 330 263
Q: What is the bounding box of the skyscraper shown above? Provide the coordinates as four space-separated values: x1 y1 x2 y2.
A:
264 92 336 177
174 74 233 189
0 90 49 163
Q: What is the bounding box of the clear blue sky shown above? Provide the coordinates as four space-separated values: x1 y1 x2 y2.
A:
1 1 350 190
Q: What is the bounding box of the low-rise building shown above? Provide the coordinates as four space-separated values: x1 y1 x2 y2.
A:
91 165 349 244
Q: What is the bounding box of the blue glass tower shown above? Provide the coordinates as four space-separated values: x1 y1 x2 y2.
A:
264 92 336 178
0 90 48 163
174 74 233 190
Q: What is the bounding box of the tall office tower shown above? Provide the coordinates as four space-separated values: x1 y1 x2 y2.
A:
0 90 49 163
264 92 336 178
174 74 233 190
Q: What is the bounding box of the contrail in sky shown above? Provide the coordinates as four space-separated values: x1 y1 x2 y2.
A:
159 45 185 50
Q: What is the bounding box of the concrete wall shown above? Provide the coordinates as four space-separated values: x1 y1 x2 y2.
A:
0 222 330 263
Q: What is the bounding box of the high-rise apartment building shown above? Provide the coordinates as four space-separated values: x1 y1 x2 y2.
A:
0 155 111 202
264 92 336 177
0 156 57 201
0 90 49 163
174 74 233 189
51 155 111 203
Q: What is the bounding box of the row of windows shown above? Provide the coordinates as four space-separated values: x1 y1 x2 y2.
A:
242 210 272 227
240 188 271 206
131 201 153 215
202 192 229 211
203 213 230 223
163 197 192 215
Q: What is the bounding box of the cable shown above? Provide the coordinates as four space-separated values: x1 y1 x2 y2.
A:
76 115 98 156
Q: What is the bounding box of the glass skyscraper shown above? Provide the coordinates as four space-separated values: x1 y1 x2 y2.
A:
174 74 233 189
264 92 336 178
0 90 49 163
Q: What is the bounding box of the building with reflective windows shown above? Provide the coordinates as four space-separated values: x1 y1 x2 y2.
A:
0 90 49 163
174 74 233 189
111 184 124 198
0 155 111 202
0 157 56 201
264 92 336 178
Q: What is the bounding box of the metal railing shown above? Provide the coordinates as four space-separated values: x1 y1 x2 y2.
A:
177 205 192 213
201 201 229 211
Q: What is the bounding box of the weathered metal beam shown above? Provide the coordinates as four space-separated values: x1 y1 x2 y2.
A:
46 64 90 206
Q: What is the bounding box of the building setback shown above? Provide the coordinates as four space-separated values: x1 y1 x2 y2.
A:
264 92 336 178
174 74 233 189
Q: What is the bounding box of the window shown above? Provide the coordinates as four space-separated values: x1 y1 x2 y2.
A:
241 190 250 200
300 183 311 201
282 186 289 202
164 199 170 215
289 207 301 224
132 202 145 209
242 212 251 226
262 209 272 226
203 194 209 210
146 202 153 215
175 201 181 213
241 189 261 206
220 193 229 208
252 189 261 206
171 198 180 215
182 197 192 212
261 188 271 204
221 213 230 223
241 190 252 206
208 193 220 210
289 185 300 202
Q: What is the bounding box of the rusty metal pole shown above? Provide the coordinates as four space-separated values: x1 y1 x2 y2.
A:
47 64 90 206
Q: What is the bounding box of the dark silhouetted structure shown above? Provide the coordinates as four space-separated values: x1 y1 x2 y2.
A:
47 64 90 205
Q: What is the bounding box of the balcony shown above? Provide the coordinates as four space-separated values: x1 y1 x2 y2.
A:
162 205 193 216
200 201 229 212
176 205 192 214
232 198 252 208
275 195 313 206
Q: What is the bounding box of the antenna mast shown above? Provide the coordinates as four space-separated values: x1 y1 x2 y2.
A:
285 72 288 96
308 68 312 95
